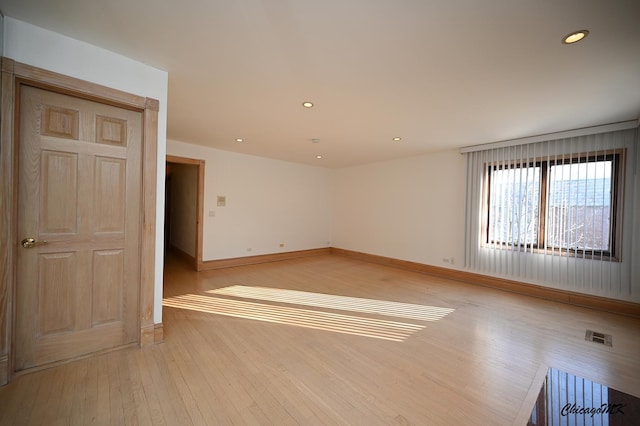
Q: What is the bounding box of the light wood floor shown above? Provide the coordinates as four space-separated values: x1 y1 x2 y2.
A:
1 254 639 425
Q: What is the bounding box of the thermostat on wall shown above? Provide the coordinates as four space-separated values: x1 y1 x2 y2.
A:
217 196 226 207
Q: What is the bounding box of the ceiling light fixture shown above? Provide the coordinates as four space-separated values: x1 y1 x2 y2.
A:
562 30 589 44
392 137 402 141
302 102 314 108
316 155 323 159
235 138 243 142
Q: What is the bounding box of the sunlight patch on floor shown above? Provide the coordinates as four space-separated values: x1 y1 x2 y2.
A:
163 293 426 342
207 285 455 321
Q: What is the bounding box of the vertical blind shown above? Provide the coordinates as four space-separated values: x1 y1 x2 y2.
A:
528 368 614 426
463 127 638 300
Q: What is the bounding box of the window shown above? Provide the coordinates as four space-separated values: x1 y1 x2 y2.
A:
487 164 541 246
464 127 636 293
484 152 623 259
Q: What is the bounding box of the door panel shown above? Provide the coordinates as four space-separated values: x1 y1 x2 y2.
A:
38 252 77 335
92 249 124 325
94 156 126 234
15 85 142 371
40 151 78 234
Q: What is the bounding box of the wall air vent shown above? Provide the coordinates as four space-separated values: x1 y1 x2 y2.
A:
585 330 612 347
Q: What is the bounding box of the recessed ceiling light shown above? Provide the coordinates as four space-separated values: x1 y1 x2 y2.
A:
302 102 314 108
392 137 402 141
311 138 320 143
562 30 589 44
316 155 323 159
235 138 243 142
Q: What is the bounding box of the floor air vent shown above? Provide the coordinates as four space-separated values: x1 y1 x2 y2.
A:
585 330 612 347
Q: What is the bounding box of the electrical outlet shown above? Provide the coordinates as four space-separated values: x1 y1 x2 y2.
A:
442 258 450 264
247 248 252 252
279 243 285 248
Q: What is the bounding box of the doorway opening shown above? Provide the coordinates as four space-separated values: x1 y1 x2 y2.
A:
164 155 204 271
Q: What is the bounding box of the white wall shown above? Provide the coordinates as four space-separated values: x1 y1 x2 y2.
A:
3 18 168 324
333 150 466 269
167 140 333 260
331 138 640 303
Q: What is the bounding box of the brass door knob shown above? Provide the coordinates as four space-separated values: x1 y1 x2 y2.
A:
21 238 48 249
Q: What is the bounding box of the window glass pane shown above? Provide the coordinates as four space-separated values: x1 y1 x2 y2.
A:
547 160 612 251
488 166 540 245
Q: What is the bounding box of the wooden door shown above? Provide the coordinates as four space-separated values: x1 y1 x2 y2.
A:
15 85 142 370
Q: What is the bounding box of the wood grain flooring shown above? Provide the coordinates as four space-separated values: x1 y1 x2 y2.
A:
1 254 639 425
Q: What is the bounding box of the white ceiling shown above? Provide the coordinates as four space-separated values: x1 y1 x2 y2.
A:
1 0 639 168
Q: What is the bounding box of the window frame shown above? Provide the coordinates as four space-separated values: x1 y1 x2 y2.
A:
482 150 625 261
